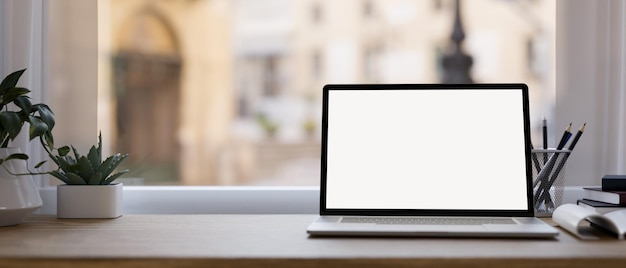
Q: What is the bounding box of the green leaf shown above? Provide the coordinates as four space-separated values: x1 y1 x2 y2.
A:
65 172 87 185
0 111 23 140
97 153 128 178
32 104 55 130
58 146 70 156
96 154 118 178
87 145 100 172
34 160 47 169
72 146 82 161
2 87 31 105
97 132 102 161
61 154 77 166
28 115 49 140
14 96 32 113
103 169 129 185
49 170 70 184
0 69 25 93
44 131 55 149
52 154 74 173
77 156 94 180
4 153 28 161
88 172 102 185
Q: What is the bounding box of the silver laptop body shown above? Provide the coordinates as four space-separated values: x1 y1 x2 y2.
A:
307 84 558 238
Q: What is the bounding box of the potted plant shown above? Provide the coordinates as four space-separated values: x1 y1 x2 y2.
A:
0 69 54 226
44 133 129 218
6 131 129 219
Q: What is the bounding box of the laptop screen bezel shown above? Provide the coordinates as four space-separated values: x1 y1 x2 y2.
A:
319 83 535 217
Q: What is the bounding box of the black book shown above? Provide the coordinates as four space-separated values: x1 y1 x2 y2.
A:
583 187 626 205
577 199 626 214
602 175 626 191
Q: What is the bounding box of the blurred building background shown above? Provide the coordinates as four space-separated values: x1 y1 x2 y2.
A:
95 0 555 185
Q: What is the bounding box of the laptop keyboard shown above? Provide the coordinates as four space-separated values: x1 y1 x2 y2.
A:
341 217 517 225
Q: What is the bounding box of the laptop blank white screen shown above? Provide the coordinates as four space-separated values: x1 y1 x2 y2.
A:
325 88 529 210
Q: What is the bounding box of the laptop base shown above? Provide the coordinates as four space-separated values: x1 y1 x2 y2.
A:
307 216 559 239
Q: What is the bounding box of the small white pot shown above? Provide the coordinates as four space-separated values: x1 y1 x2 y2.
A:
57 183 123 219
0 148 43 227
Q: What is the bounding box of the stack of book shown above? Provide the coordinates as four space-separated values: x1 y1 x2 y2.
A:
578 175 626 213
553 175 626 240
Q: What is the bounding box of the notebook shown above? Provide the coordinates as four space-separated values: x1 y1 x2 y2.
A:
306 83 559 238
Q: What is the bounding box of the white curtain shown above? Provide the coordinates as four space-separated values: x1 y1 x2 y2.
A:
0 0 47 187
1 0 98 189
557 0 626 186
0 0 45 102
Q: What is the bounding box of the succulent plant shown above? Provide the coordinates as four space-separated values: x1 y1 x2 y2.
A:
45 133 129 185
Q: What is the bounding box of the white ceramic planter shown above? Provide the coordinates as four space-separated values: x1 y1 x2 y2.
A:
57 183 123 219
0 148 43 227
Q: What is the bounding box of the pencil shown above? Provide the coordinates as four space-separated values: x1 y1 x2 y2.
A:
556 123 572 150
567 123 586 150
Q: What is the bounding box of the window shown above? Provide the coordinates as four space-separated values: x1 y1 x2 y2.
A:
6 0 626 214
91 0 558 187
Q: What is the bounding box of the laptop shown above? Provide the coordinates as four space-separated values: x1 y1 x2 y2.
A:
306 83 559 238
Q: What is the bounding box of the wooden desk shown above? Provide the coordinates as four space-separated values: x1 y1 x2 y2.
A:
1 214 625 268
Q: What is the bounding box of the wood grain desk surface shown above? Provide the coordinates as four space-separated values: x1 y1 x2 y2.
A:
1 214 625 268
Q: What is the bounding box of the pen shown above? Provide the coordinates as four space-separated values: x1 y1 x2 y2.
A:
542 117 548 163
542 117 548 149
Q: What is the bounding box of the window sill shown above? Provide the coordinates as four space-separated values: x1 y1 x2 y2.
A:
38 186 586 214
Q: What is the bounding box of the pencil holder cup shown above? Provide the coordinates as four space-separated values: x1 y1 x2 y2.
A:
531 149 571 217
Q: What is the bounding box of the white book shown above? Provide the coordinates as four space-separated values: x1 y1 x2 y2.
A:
552 203 626 240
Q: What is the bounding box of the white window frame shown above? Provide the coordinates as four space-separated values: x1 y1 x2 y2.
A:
4 0 625 214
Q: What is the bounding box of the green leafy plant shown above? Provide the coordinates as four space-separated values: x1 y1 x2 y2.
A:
44 133 129 185
0 69 55 149
0 69 128 185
